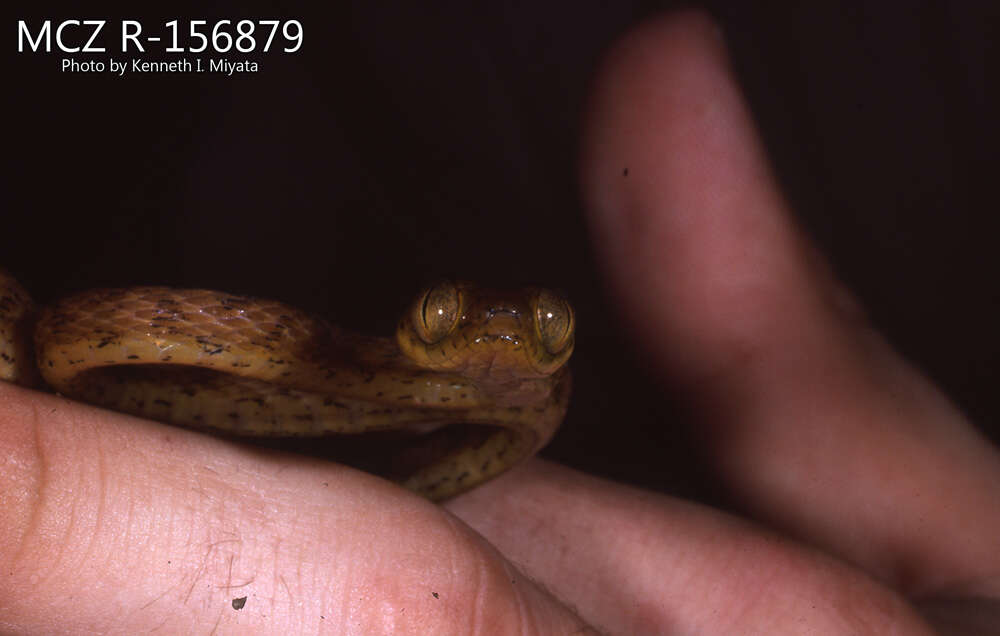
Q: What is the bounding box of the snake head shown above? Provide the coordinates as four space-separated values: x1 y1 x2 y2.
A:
396 280 574 381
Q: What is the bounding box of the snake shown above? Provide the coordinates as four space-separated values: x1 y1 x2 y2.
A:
0 270 573 500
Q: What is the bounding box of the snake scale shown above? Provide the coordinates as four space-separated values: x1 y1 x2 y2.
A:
0 270 573 500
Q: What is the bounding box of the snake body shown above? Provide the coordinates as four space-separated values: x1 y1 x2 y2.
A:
0 271 573 500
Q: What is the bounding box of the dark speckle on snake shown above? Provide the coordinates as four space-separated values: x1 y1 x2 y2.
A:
0 272 573 500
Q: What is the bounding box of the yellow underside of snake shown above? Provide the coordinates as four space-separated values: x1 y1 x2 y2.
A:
0 271 573 500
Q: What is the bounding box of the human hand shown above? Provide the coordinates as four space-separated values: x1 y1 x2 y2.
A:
3 10 998 636
450 10 1000 635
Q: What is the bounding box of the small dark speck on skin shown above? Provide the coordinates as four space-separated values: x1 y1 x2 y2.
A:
432 592 439 599
232 597 247 610
623 167 629 176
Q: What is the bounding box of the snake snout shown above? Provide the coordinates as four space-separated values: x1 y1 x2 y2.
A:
458 328 549 382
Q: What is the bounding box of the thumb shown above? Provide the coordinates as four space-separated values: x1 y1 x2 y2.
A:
581 11 858 403
579 10 1000 597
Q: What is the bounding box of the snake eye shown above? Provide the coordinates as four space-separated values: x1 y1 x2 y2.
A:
412 281 461 344
534 289 573 355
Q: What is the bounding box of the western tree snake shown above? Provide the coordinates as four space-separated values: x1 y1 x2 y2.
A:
0 271 573 500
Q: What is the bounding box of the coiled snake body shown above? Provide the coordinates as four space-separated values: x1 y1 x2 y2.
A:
0 271 573 500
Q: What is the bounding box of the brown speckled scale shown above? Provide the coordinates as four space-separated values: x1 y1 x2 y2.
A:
1 274 573 500
0 271 36 386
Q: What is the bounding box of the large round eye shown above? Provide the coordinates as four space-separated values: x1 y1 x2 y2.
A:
534 289 573 355
412 281 461 344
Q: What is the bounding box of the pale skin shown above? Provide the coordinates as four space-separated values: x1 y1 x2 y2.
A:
2 10 998 634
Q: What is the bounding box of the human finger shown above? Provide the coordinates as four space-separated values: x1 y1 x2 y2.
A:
0 382 596 635
579 9 1000 599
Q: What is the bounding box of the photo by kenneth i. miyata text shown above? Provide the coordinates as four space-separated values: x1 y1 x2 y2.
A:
61 57 259 76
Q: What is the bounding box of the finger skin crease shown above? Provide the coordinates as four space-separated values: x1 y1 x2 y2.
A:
85 419 110 587
9 400 47 578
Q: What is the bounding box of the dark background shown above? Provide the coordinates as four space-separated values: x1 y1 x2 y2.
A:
8 3 998 503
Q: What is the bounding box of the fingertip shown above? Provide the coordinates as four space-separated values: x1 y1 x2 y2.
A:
581 9 735 245
580 9 837 387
